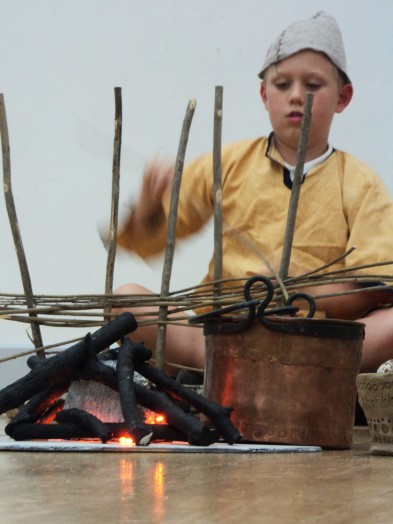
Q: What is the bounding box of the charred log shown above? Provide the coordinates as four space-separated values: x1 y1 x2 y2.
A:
134 383 218 446
116 338 153 445
121 338 242 444
75 357 217 446
26 355 44 370
39 398 65 424
5 383 69 438
8 422 188 443
0 312 137 414
56 408 112 443
74 352 118 389
138 363 241 443
8 423 93 441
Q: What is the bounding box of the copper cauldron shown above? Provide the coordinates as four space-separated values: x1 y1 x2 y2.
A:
203 315 364 449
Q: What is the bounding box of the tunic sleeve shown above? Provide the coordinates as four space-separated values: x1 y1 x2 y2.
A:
341 156 393 275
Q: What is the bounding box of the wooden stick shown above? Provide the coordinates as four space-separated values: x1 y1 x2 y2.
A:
279 93 314 282
155 99 197 370
104 87 122 321
0 94 44 357
213 86 223 307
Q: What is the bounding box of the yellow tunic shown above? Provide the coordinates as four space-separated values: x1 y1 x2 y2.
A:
117 137 393 284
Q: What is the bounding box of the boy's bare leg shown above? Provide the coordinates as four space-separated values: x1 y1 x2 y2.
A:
299 283 393 372
113 283 205 373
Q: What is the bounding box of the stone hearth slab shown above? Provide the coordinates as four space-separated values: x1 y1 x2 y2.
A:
0 435 321 453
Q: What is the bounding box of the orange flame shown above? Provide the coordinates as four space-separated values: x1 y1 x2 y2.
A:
119 436 135 446
145 412 166 425
118 413 166 445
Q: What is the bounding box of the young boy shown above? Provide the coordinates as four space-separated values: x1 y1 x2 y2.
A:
114 12 393 374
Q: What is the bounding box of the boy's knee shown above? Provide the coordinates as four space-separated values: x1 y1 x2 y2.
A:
114 283 152 296
113 283 156 318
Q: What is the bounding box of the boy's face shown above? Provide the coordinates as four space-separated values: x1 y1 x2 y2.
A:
260 50 353 163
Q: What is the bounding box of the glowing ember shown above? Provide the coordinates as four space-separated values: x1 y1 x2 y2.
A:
119 436 135 446
145 413 166 425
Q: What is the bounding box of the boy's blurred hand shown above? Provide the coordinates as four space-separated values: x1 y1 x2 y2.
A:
135 157 174 226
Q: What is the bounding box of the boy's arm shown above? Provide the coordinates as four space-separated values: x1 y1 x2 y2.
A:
117 160 174 257
116 151 215 258
341 158 393 274
301 282 392 320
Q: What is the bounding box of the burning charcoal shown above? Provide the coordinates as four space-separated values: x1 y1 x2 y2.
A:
107 423 188 442
9 422 189 443
5 383 68 439
9 410 110 442
76 358 217 446
56 408 112 443
96 341 218 445
38 398 65 424
122 338 242 444
0 312 137 414
141 366 241 444
4 316 233 448
133 383 218 446
116 338 153 446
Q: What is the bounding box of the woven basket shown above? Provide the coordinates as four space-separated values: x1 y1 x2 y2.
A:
357 372 393 455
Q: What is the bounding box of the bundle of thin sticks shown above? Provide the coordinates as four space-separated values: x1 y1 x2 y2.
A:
1 260 392 328
0 258 393 367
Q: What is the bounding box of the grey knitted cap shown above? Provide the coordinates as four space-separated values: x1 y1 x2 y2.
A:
259 11 350 82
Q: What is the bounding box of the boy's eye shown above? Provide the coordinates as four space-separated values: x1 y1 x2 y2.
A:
275 82 290 90
306 83 321 91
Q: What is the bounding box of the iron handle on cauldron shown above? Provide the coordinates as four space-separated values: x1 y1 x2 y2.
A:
189 275 316 335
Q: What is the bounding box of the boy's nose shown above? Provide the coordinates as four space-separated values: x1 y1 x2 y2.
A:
289 83 304 104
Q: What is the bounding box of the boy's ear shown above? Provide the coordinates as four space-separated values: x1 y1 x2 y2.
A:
260 82 268 109
335 83 353 113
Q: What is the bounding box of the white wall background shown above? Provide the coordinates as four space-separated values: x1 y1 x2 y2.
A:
0 0 392 385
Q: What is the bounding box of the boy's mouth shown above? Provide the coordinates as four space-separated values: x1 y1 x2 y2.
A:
288 111 303 118
287 111 304 123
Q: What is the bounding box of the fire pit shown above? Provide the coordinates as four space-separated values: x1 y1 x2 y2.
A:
0 312 244 448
